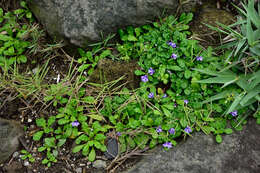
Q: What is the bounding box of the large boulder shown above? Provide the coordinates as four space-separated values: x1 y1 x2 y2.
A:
0 118 24 163
27 0 199 47
124 118 260 173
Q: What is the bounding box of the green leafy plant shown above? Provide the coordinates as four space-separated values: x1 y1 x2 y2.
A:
196 0 260 117
20 149 36 163
205 0 260 62
0 1 35 72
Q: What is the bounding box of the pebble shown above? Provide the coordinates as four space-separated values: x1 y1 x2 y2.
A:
13 151 19 158
24 161 30 167
75 167 82 173
93 160 106 169
27 118 32 123
79 163 86 167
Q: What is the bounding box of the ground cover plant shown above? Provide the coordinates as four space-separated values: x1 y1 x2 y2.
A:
32 12 247 168
0 0 259 172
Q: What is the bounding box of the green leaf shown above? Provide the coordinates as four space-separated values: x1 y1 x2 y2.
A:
240 86 260 106
42 159 49 164
57 139 66 147
100 49 111 58
47 116 56 126
94 134 106 141
257 118 260 125
216 135 222 143
44 96 54 102
0 34 13 41
82 96 95 104
64 126 73 138
184 70 192 79
44 137 56 148
38 146 46 152
162 107 172 117
88 148 96 162
87 114 104 121
225 93 245 115
82 145 90 156
127 35 138 41
134 70 145 75
224 128 233 134
17 55 27 63
197 76 237 84
58 118 69 125
169 65 182 71
72 144 84 153
33 131 44 141
36 118 46 127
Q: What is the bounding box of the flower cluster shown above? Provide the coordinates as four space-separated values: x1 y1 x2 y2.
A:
71 121 80 127
163 142 172 149
230 110 238 117
184 126 192 133
148 92 154 98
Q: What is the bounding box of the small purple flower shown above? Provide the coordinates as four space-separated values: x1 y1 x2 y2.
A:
168 128 175 135
148 92 154 98
174 103 177 107
168 41 177 48
196 56 203 61
163 94 167 98
71 121 80 127
184 126 192 133
171 53 177 59
148 67 155 75
141 75 148 82
156 126 162 133
163 142 172 149
230 110 238 117
184 99 189 105
116 132 122 136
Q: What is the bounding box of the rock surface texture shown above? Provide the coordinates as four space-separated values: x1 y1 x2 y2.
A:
27 0 199 47
0 118 24 163
124 118 260 173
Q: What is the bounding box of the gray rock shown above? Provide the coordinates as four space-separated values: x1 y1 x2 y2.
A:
124 118 260 173
93 160 107 169
27 0 200 47
0 118 24 163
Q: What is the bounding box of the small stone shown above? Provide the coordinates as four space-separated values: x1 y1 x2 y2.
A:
79 163 86 167
27 118 32 123
93 160 106 169
13 152 19 158
24 161 30 167
75 167 82 173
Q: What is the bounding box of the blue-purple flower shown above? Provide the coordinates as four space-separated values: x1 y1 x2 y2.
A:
71 121 80 127
184 126 192 133
168 41 177 48
163 94 167 98
116 132 122 136
156 126 162 133
168 128 175 135
148 92 154 98
171 53 177 59
230 110 238 117
141 75 148 82
148 67 155 75
163 142 172 149
174 103 177 107
196 56 203 61
184 99 189 105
